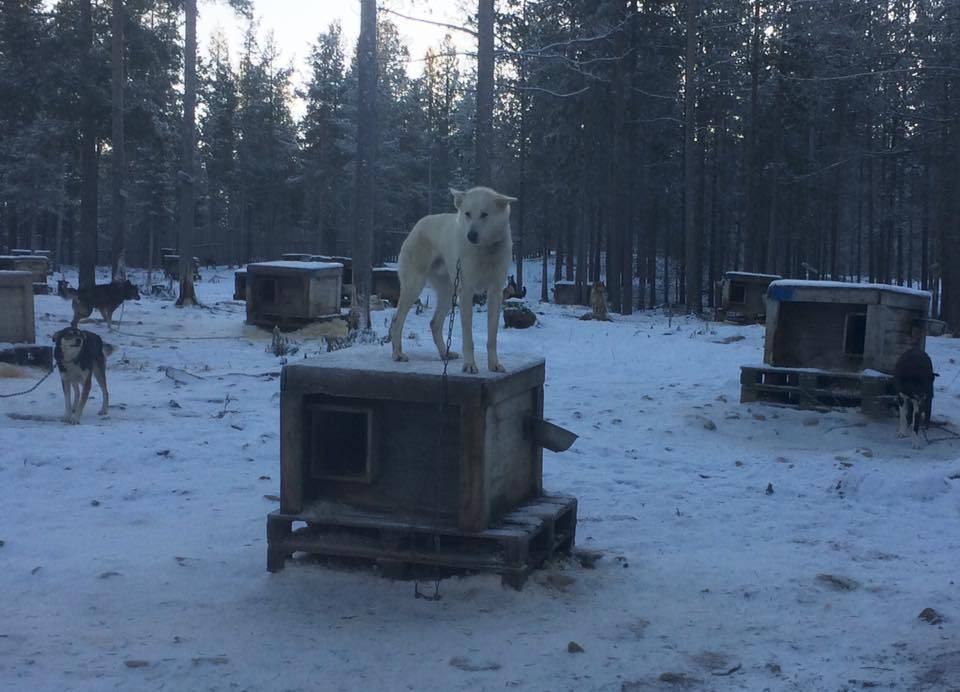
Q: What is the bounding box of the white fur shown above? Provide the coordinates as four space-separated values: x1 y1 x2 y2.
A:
390 187 516 373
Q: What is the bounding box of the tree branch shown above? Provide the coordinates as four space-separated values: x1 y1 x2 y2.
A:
378 7 478 38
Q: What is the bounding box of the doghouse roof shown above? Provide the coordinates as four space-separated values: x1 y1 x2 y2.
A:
767 280 931 312
724 271 781 282
248 260 343 272
282 350 545 407
0 270 34 283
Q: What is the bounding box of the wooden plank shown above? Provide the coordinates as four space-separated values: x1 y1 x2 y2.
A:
279 369 305 514
531 386 544 496
485 389 536 521
0 271 35 344
458 404 489 532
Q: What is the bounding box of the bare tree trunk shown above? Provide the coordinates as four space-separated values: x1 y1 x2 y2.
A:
743 0 762 271
111 0 126 280
352 0 378 327
176 0 198 306
78 0 98 290
683 0 700 312
620 0 639 315
516 38 528 292
540 226 549 302
921 154 930 290
475 0 495 185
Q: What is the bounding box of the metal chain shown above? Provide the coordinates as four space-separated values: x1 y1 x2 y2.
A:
442 259 464 372
0 367 55 398
415 258 463 601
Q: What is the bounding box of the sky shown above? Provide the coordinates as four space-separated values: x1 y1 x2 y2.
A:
197 1 474 94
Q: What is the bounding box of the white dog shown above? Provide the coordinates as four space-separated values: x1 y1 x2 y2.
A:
390 186 516 373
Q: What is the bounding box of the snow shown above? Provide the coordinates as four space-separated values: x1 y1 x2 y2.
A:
2 262 959 691
248 260 343 271
724 271 782 281
769 279 932 300
291 346 543 379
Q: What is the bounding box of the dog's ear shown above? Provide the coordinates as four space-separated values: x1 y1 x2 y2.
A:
450 188 466 210
494 193 517 209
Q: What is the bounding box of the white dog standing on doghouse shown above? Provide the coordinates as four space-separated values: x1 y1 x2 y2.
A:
390 186 516 373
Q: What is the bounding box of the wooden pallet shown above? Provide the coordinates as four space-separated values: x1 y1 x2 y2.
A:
740 365 895 415
266 494 577 589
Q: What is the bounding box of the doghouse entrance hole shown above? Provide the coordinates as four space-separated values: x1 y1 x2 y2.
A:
843 313 867 356
258 278 277 303
308 404 376 482
729 283 747 304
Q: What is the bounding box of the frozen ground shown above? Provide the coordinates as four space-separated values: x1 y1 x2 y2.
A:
1 263 959 692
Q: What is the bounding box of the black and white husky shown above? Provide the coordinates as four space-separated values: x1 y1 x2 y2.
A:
893 347 934 449
52 327 115 424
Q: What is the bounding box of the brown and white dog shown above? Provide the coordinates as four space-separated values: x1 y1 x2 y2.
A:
52 326 114 424
893 347 935 449
60 279 141 329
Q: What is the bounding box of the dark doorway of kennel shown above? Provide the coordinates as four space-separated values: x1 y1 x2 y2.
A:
843 313 867 356
306 402 378 484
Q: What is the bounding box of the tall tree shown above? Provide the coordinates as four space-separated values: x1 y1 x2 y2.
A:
176 0 198 306
110 0 126 279
352 0 377 328
300 23 349 255
683 0 701 312
475 0 495 185
78 0 99 290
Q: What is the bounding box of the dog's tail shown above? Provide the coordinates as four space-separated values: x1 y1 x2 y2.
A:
103 343 117 358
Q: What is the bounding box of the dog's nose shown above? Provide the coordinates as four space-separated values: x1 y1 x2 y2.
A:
467 229 479 244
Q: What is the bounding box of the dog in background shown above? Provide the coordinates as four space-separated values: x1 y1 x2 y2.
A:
893 347 935 448
60 279 140 329
503 275 526 301
391 186 517 373
52 326 114 424
579 281 611 321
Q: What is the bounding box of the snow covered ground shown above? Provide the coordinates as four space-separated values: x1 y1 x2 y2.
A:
2 263 959 691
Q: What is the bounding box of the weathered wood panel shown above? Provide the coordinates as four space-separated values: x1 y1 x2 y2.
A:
485 389 538 522
246 261 342 326
280 352 547 532
0 271 35 344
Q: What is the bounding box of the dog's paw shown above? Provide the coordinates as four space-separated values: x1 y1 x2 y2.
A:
443 350 460 360
462 362 479 374
489 362 506 373
393 352 409 363
64 416 80 425
897 430 907 439
98 409 109 417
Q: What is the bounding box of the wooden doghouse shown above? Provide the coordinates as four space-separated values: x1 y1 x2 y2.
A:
0 254 49 284
311 255 353 305
245 260 342 328
0 271 35 344
0 271 51 368
716 271 780 323
741 280 932 414
161 254 200 281
553 280 587 306
233 269 247 301
372 267 400 306
267 351 578 587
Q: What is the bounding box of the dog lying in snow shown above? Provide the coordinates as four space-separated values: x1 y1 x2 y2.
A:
893 347 935 448
53 326 114 424
390 186 517 373
60 279 140 329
